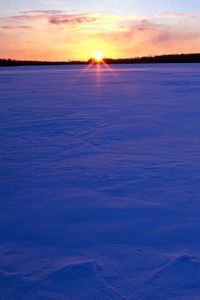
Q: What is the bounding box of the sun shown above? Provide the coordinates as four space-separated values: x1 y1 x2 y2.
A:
93 51 103 62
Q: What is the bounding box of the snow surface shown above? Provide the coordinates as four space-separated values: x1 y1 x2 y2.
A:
0 64 200 299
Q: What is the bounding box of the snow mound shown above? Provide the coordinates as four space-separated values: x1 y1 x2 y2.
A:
147 254 200 299
0 262 124 299
0 270 28 300
32 261 124 299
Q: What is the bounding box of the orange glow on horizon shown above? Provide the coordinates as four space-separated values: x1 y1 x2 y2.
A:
72 38 118 61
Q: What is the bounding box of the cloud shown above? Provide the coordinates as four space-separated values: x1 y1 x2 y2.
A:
0 25 31 30
49 14 99 25
21 10 64 15
157 12 199 18
88 15 200 59
0 14 47 23
0 10 142 30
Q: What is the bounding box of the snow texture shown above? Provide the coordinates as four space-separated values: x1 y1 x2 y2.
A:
0 64 200 299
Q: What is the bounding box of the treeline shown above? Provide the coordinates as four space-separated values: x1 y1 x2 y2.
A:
102 53 200 64
0 59 87 67
1 53 200 66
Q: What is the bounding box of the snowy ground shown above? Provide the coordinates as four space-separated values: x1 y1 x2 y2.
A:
0 64 200 299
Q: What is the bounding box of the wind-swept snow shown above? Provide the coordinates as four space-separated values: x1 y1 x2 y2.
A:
0 64 200 299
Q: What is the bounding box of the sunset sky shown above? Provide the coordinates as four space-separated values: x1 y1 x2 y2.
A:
1 0 200 61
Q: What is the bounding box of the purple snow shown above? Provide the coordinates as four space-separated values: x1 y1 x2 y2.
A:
0 64 200 299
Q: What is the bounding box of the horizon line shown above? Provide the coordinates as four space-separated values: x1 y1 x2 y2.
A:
0 52 200 63
1 53 200 66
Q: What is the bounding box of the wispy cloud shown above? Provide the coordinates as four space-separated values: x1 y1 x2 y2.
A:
157 12 199 18
49 14 99 25
0 14 47 23
0 10 144 30
21 10 64 15
0 25 31 30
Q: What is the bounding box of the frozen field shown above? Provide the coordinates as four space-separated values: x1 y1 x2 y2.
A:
0 64 200 299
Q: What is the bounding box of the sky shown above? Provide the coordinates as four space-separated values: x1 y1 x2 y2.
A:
0 0 200 61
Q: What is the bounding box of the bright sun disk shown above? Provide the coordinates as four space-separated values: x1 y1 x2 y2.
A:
93 51 103 62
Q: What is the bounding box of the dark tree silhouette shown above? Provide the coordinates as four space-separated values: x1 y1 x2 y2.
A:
102 53 200 64
0 59 87 67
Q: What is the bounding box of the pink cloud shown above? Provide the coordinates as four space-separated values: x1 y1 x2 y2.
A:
0 11 123 29
49 14 98 25
157 12 199 18
0 25 30 30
